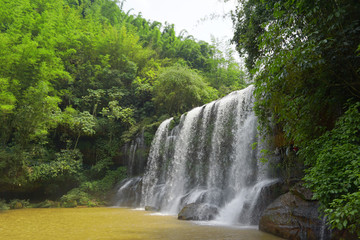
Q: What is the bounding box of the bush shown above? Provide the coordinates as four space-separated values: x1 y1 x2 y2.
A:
32 200 61 208
326 191 360 235
153 64 218 115
9 199 30 209
0 199 9 211
60 167 127 207
60 188 95 207
80 167 127 194
302 102 360 236
29 149 83 181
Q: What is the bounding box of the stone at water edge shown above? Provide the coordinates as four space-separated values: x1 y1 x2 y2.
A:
259 191 330 240
178 203 219 221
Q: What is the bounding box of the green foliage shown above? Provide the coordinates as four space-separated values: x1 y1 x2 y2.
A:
101 101 134 125
153 65 219 115
169 114 183 131
32 200 61 208
205 38 247 96
325 191 360 235
29 149 82 181
0 78 17 114
302 102 360 235
60 167 127 206
60 188 89 207
232 0 360 143
81 167 127 194
231 0 360 235
121 116 164 148
0 200 10 211
0 0 245 203
259 149 271 164
60 185 101 207
9 199 30 209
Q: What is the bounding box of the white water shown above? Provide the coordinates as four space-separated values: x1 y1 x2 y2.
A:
136 85 276 225
215 179 277 225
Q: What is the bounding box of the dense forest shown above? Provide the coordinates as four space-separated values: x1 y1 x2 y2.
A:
230 0 360 236
1 0 360 237
0 0 245 206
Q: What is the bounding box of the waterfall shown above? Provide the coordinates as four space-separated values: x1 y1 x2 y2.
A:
137 85 276 225
115 177 142 207
122 129 147 176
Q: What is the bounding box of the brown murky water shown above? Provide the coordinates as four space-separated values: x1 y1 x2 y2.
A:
0 208 282 240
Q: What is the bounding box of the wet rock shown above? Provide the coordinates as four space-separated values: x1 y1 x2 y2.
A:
259 191 331 240
250 180 289 224
178 203 219 221
144 206 158 211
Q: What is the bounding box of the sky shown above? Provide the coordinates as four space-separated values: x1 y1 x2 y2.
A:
121 0 238 44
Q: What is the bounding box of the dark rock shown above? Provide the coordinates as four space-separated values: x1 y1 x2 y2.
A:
290 181 314 201
249 180 288 225
144 206 158 211
259 192 331 240
331 229 358 240
178 203 219 221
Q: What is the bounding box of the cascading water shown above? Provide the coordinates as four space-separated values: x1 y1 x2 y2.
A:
121 129 147 176
136 85 277 225
115 176 142 207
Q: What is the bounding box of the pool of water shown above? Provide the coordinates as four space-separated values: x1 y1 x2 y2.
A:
0 208 283 240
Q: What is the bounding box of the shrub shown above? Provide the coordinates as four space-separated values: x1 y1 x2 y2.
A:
302 102 360 236
0 199 9 211
9 199 30 209
60 188 95 207
32 200 60 208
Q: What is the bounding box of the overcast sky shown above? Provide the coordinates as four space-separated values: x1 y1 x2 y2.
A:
122 0 237 44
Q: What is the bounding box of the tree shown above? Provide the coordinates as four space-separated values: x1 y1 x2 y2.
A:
0 0 248 202
230 0 360 142
205 37 246 96
231 0 275 71
153 64 218 115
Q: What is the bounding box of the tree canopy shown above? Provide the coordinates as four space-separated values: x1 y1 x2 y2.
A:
0 0 246 203
153 64 218 115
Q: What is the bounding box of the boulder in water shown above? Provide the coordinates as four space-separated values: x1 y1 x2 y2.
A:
178 203 219 221
144 206 158 211
248 180 288 225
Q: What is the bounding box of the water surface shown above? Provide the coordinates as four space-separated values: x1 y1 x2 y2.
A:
0 208 283 240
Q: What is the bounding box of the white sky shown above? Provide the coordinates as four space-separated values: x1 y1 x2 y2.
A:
122 0 238 44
